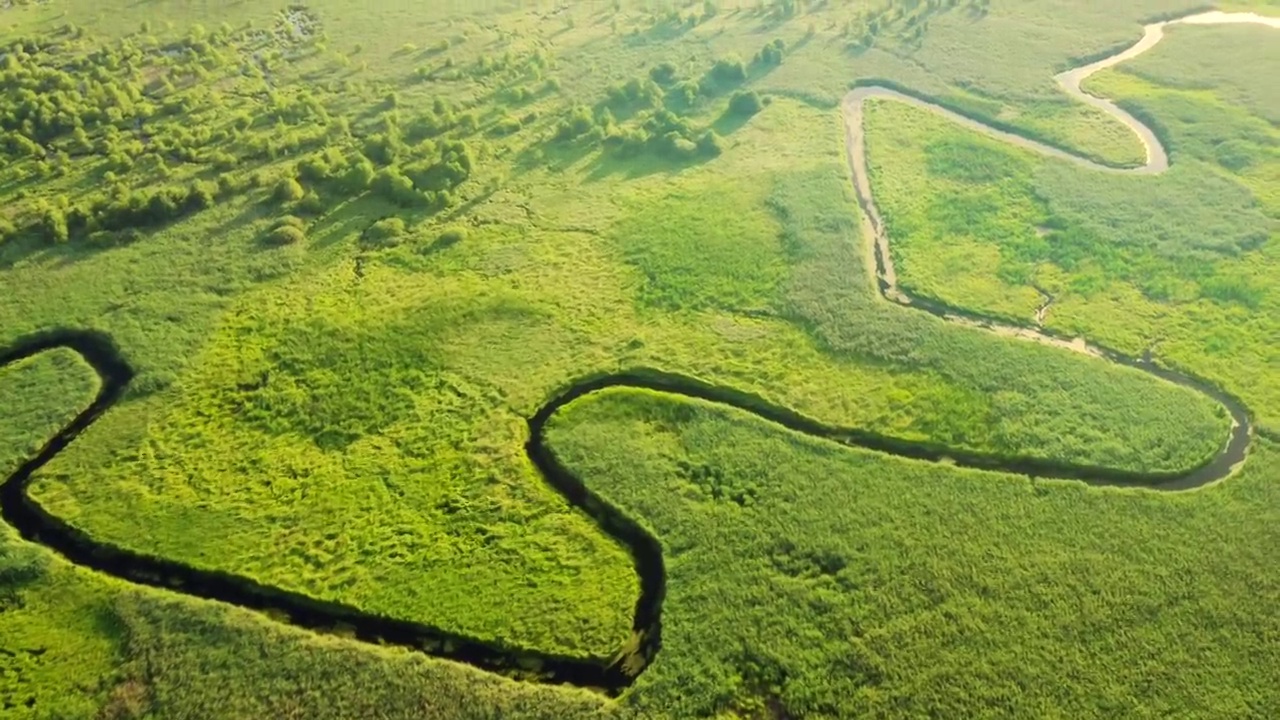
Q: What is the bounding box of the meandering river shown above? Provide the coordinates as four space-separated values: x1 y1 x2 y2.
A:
0 9 1273 693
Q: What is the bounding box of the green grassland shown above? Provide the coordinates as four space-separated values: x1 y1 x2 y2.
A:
0 351 122 719
22 93 1229 662
6 373 1275 719
1 352 615 720
546 388 1280 719
0 0 1275 718
866 22 1280 432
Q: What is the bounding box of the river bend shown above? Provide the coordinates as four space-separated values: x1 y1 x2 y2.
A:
1 9 1273 693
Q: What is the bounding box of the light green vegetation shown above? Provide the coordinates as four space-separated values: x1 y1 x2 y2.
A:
1114 23 1280 123
0 349 100 475
547 388 1280 718
868 22 1280 432
0 1 1272 718
107 590 616 720
27 92 1228 665
0 351 122 719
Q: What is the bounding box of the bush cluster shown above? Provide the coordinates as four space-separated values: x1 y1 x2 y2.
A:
30 178 224 244
265 215 306 245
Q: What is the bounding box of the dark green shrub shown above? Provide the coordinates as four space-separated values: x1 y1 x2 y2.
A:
650 62 678 85
696 130 724 157
363 133 401 165
437 226 467 246
756 38 786 65
298 154 333 182
711 56 747 85
729 90 764 117
297 191 326 216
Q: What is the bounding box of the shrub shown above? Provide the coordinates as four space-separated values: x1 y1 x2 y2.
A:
650 62 678 85
267 225 305 245
366 217 407 244
363 133 401 165
211 151 238 171
373 167 424 207
711 55 747 85
492 115 522 136
437 226 467 246
756 38 786 65
607 77 663 109
297 191 326 216
275 215 306 231
555 106 597 142
604 126 651 158
218 173 249 197
342 158 376 193
696 130 724 157
39 206 69 244
298 154 333 182
275 177 305 203
182 183 214 212
729 90 764 117
266 215 306 245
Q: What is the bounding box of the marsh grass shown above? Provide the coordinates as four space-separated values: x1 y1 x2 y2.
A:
0 1 1274 718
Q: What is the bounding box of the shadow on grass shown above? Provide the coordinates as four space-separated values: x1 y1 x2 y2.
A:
511 134 599 176
304 194 394 252
583 149 705 183
604 16 700 49
711 109 754 137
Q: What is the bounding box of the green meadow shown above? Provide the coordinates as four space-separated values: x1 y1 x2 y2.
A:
866 21 1280 432
0 1 1276 718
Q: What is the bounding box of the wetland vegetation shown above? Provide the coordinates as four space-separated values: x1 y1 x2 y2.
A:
1 1 1278 718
